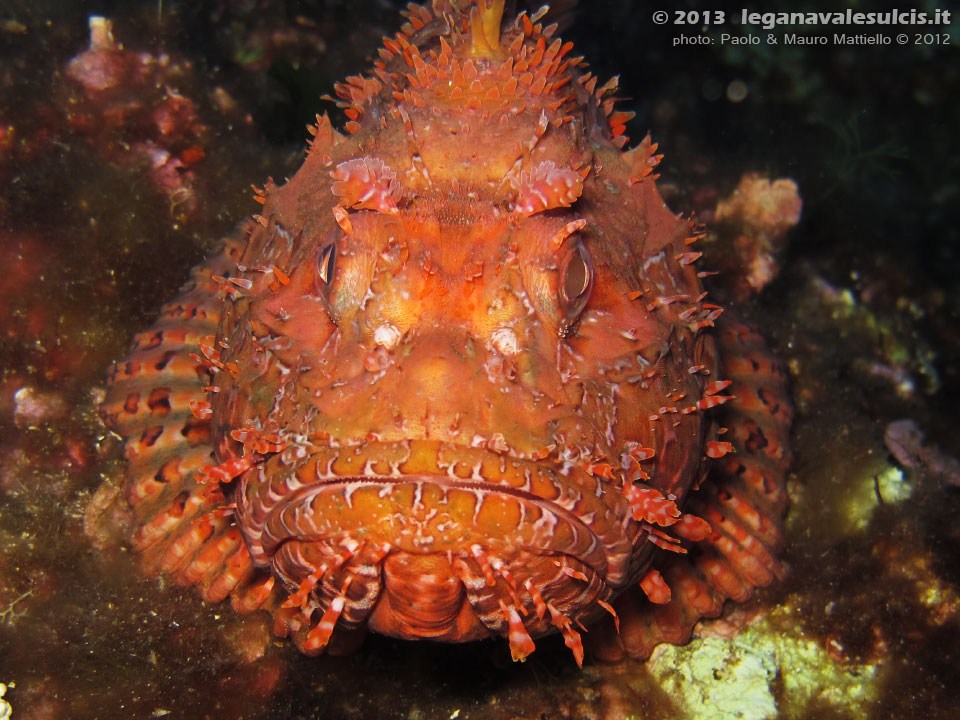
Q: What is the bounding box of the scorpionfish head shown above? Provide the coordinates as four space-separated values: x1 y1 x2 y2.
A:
204 1 724 661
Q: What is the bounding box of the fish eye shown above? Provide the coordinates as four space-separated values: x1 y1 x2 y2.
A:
558 243 594 337
316 243 337 287
561 245 591 302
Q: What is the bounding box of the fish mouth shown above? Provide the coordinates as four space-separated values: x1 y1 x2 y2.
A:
233 440 638 650
236 439 633 586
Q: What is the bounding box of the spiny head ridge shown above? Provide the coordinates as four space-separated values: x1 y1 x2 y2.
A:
327 1 627 148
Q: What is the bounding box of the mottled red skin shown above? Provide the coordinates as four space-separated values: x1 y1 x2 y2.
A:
99 2 791 664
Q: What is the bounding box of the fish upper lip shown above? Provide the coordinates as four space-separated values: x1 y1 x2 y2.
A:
236 440 634 585
266 474 611 582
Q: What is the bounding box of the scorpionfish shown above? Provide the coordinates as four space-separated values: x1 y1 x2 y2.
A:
99 0 792 664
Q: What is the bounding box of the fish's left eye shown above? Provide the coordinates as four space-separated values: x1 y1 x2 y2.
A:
558 243 594 336
562 245 591 302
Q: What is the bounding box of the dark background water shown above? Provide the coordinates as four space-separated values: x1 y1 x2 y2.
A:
1 1 958 718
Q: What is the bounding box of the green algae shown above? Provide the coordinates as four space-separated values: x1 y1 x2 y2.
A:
646 610 883 720
839 461 914 534
650 636 779 720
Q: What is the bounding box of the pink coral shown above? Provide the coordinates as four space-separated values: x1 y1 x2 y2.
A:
884 419 960 487
713 174 802 299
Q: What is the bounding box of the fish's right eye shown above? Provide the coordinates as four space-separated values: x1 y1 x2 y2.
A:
315 242 337 290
